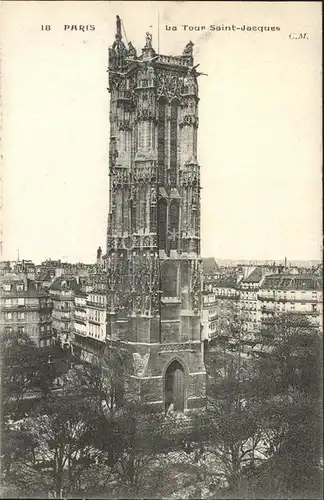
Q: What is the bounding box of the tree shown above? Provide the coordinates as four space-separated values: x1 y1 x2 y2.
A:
61 355 128 473
68 348 127 417
1 330 40 420
32 342 71 396
203 313 287 497
1 352 125 499
203 361 264 495
1 330 69 421
202 313 323 499
0 419 40 498
112 401 174 498
243 314 323 499
2 389 117 498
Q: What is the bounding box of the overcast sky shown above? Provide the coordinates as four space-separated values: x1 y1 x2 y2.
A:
1 1 322 264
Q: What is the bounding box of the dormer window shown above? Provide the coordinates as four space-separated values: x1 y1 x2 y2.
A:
3 284 11 292
17 283 24 292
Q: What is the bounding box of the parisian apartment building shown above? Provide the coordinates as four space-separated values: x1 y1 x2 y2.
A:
202 263 323 347
259 273 323 329
0 271 53 347
72 278 107 363
48 276 82 348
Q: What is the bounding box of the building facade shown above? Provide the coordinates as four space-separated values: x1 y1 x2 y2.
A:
74 290 88 339
106 18 206 412
0 273 52 347
12 260 37 280
238 267 266 341
201 291 218 341
49 277 80 348
259 274 323 330
213 278 240 340
87 288 107 343
73 286 107 363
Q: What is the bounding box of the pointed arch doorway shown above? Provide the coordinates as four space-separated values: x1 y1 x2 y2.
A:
165 360 186 413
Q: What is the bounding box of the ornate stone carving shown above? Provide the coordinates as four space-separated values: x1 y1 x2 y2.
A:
191 187 199 210
143 235 150 247
127 251 160 314
191 261 202 311
123 236 131 249
109 17 128 70
145 32 153 49
107 251 133 313
156 70 183 100
147 64 155 82
118 120 131 131
151 186 157 204
111 167 129 187
180 169 200 186
107 234 158 253
179 115 199 128
158 342 196 352
132 352 150 376
128 41 137 59
183 41 194 57
108 73 123 91
109 137 118 169
136 109 155 121
132 165 156 183
150 293 159 316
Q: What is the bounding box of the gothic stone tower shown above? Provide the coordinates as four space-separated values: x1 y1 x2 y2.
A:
106 16 206 412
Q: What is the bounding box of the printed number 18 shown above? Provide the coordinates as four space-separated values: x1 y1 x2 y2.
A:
41 25 51 31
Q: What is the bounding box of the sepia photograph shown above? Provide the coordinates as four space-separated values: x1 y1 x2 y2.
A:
0 1 322 498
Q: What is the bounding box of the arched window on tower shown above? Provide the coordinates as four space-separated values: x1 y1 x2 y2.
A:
116 189 123 234
170 100 178 187
158 98 167 184
150 186 157 233
130 198 136 234
169 199 179 251
181 260 190 310
138 185 146 231
122 189 129 233
161 261 178 297
157 198 167 252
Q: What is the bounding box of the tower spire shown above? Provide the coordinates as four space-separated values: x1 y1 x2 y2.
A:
109 15 127 70
116 15 122 39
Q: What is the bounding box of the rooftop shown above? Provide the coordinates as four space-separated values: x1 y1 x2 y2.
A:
202 257 219 275
261 274 322 291
0 274 49 297
241 267 264 284
36 269 56 282
49 276 82 292
214 277 238 289
0 272 22 282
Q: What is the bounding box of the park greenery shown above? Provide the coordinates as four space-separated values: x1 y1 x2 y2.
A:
1 314 322 499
